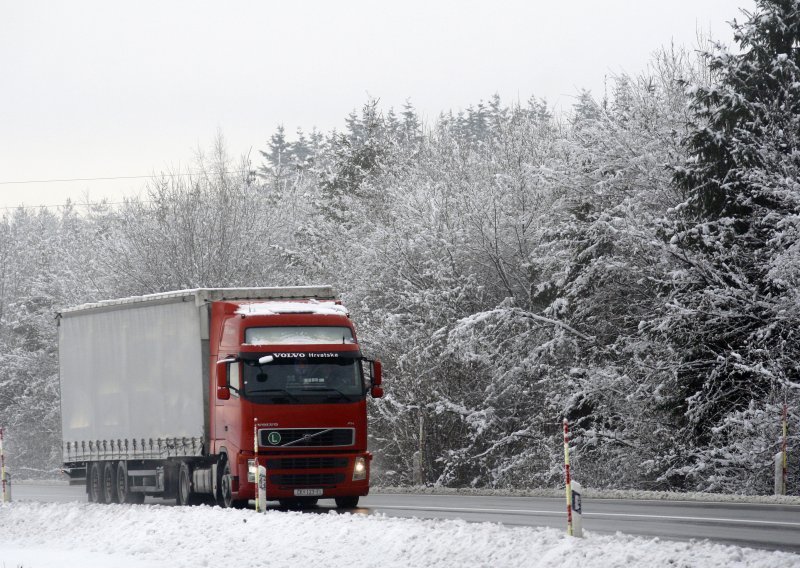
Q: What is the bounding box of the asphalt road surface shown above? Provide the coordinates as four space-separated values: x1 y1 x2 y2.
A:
10 484 800 553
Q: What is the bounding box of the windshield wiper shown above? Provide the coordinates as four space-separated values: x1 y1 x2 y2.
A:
251 388 301 403
301 386 353 402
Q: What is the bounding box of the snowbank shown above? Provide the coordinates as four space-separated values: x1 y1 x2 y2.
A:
1 502 798 568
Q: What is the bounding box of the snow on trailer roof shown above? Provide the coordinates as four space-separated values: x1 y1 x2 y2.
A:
58 286 337 316
236 299 349 317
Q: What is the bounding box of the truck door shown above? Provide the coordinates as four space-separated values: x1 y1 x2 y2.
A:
215 361 242 442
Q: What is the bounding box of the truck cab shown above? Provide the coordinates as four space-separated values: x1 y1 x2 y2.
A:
210 298 383 508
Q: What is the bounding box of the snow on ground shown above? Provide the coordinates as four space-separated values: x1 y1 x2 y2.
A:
1 502 798 568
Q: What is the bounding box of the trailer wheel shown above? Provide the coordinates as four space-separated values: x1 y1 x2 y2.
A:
335 496 359 509
115 461 142 504
177 462 194 506
102 462 118 503
88 463 102 503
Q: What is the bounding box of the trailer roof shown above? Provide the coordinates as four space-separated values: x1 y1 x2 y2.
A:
58 286 337 317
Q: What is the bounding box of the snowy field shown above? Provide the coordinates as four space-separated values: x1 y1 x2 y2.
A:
1 502 799 568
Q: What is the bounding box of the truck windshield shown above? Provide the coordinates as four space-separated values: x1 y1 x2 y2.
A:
241 354 364 404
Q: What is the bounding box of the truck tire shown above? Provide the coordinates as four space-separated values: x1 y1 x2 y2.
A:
102 462 119 503
218 458 247 509
335 496 359 509
88 462 103 503
177 462 194 506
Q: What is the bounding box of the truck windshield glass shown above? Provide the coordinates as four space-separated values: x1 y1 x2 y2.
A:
242 354 364 404
245 326 354 345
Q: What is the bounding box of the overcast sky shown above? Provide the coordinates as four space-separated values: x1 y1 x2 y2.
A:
0 0 755 210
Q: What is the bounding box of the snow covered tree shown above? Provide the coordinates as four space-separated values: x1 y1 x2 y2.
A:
655 0 800 491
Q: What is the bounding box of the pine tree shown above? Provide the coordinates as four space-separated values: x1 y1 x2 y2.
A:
658 0 800 490
259 125 293 182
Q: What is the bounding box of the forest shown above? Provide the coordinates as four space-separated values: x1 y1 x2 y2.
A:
1 0 798 494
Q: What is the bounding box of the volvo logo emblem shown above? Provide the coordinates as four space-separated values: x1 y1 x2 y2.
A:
267 431 281 445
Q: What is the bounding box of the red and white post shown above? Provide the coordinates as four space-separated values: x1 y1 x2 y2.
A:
782 403 788 494
563 418 573 536
775 403 789 496
1 427 8 503
254 418 261 512
563 418 583 537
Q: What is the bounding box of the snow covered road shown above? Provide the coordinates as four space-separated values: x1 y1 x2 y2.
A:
2 501 800 568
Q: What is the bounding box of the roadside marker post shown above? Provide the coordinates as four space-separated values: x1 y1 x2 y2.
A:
782 403 788 495
1 427 8 503
775 452 786 495
257 465 267 510
562 419 583 538
571 480 584 538
775 404 789 496
254 419 266 512
563 418 575 537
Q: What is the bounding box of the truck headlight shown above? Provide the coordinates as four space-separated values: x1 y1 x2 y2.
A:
248 459 256 482
352 456 367 481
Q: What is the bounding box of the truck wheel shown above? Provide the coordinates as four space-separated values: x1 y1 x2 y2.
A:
88 463 102 503
219 459 247 509
335 496 359 509
177 462 194 506
102 462 119 503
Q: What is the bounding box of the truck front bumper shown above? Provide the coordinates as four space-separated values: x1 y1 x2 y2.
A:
232 451 372 500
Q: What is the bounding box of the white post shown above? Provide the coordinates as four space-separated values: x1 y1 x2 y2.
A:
0 427 8 504
571 480 583 538
563 419 573 536
774 452 786 496
257 465 267 512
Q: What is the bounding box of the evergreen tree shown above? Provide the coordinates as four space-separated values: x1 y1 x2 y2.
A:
291 128 313 170
657 0 800 490
259 125 293 182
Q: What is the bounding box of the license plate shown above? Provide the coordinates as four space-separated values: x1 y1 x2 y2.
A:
294 488 323 497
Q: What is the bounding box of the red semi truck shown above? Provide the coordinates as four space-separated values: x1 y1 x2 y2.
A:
58 287 383 508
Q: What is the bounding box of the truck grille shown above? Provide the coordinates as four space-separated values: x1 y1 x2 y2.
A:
260 428 354 448
267 457 349 470
270 473 345 487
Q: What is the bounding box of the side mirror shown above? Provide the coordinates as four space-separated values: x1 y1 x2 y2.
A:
370 359 383 398
216 358 235 400
372 360 382 387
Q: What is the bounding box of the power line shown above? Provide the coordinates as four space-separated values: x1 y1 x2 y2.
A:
0 200 149 212
0 168 260 211
0 169 255 185
0 174 162 185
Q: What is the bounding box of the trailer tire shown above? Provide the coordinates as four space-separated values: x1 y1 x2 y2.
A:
88 463 102 503
102 462 118 504
115 461 142 504
335 496 359 509
177 462 194 506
